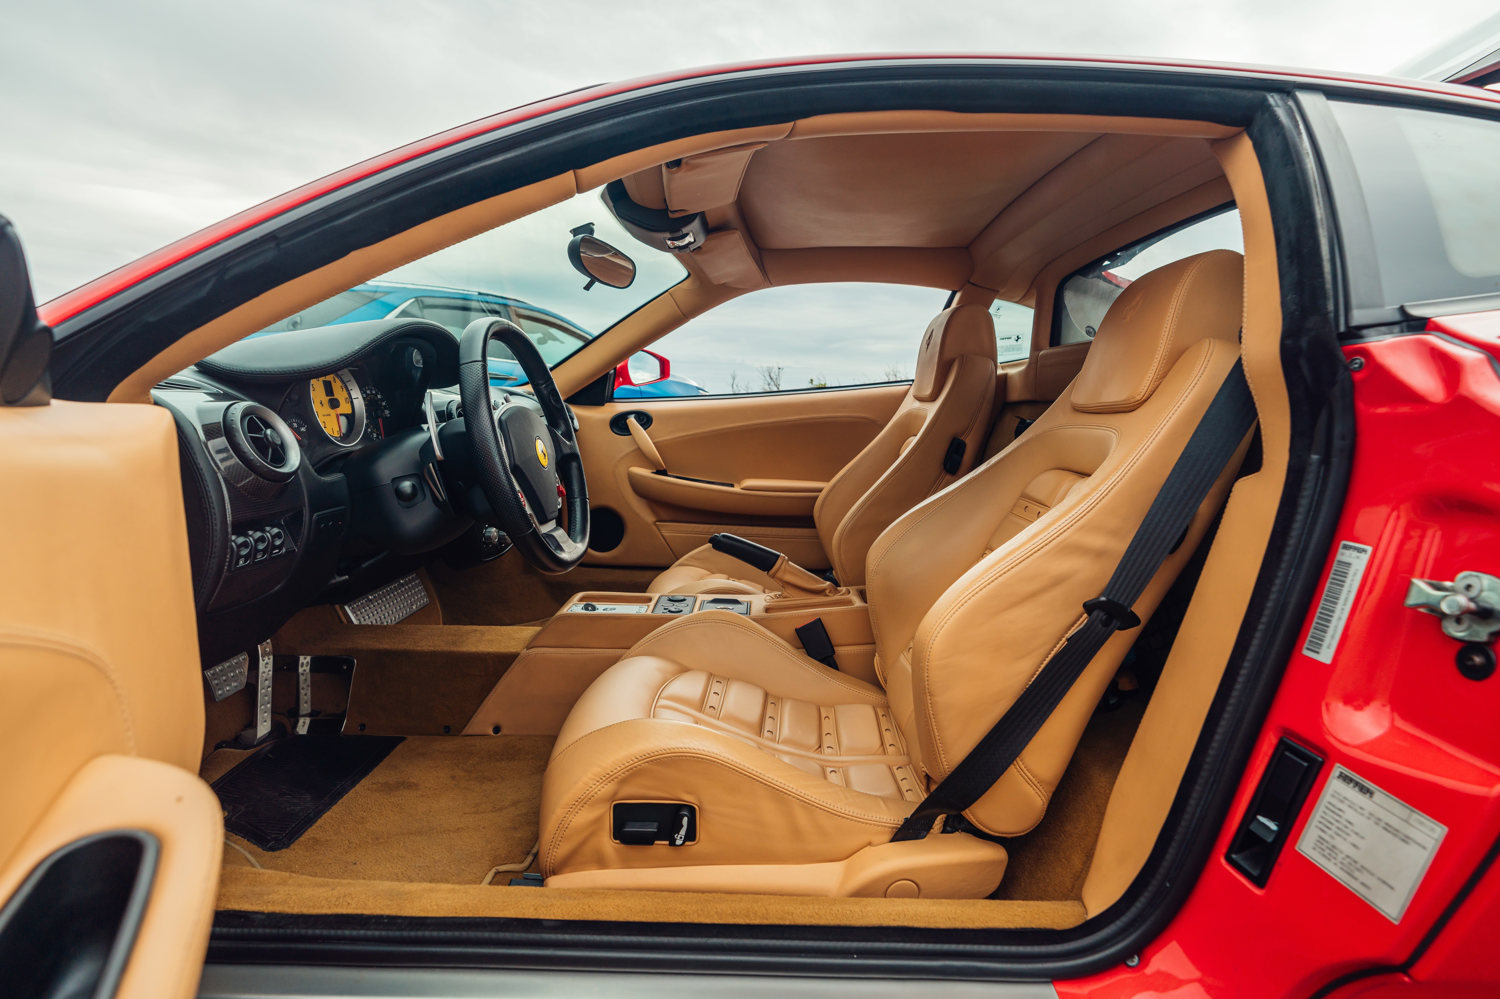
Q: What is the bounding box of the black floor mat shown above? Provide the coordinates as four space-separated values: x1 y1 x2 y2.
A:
212 735 403 851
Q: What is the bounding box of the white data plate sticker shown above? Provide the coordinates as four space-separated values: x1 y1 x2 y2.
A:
1301 541 1372 663
1296 765 1447 922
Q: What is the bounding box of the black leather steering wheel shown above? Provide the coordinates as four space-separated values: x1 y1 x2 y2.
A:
457 318 589 574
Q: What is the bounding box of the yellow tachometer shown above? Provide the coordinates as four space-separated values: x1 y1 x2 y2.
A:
307 369 365 444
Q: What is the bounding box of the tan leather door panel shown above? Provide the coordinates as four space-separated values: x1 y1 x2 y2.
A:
578 383 907 567
0 399 219 999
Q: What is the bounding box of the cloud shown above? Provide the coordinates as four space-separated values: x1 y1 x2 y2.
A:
2 0 1494 299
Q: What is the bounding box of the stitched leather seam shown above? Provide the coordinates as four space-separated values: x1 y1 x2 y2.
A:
824 406 931 580
1132 255 1204 410
517 647 631 658
1012 757 1052 805
865 420 1117 658
830 359 991 578
817 407 916 566
625 617 883 699
918 344 1225 773
0 629 139 754
545 734 903 868
922 346 1218 770
653 692 905 765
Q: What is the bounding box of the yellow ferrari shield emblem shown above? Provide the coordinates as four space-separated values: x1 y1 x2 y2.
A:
534 436 549 468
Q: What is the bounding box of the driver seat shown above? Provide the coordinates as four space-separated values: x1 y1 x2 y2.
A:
646 303 998 594
540 251 1248 896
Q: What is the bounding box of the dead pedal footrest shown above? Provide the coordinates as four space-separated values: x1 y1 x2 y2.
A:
342 573 429 625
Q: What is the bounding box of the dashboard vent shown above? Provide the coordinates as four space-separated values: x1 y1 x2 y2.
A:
222 402 300 483
156 375 204 391
242 412 287 467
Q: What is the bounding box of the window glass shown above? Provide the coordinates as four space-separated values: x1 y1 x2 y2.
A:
253 191 687 365
989 300 1034 362
512 312 590 366
1330 101 1500 305
642 284 946 396
256 288 387 333
395 297 509 332
1053 208 1242 346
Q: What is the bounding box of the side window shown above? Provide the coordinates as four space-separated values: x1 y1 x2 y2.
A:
1052 208 1243 346
640 284 947 396
989 300 1034 363
1328 101 1500 310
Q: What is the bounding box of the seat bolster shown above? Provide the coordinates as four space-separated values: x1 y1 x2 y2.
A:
647 544 779 595
540 718 908 878
553 613 886 761
622 611 888 702
551 654 689 758
828 353 997 585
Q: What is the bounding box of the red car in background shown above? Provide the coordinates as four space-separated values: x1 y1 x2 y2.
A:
4 44 1500 999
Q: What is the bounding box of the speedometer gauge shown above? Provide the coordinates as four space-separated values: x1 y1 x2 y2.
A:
307 369 366 445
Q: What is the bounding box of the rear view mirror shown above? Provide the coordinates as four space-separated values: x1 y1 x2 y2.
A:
567 224 637 290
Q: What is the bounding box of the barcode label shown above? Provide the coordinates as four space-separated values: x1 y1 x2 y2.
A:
1302 541 1372 663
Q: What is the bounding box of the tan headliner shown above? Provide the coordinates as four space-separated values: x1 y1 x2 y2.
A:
111 111 1240 403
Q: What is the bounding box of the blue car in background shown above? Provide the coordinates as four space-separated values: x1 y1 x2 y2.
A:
256 280 705 397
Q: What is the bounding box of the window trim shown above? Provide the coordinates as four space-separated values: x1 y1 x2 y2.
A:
1048 203 1239 347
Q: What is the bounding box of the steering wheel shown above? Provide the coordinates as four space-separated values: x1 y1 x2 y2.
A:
457 317 589 574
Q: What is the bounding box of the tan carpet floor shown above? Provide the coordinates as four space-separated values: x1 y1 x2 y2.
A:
206 696 1142 923
205 734 551 885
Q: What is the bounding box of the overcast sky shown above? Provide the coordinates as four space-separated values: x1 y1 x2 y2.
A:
2 0 1494 307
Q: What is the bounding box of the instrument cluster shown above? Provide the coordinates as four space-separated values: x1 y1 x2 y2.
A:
279 366 398 461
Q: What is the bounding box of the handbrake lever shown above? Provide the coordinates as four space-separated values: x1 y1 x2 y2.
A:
710 533 839 598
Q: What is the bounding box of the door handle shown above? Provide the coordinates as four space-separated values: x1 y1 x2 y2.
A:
625 414 666 472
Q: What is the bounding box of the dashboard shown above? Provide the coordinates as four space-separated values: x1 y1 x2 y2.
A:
152 318 478 664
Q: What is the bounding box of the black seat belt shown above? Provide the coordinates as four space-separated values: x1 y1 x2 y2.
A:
892 361 1255 842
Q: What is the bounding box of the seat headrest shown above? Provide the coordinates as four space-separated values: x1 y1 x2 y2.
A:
1071 249 1244 414
912 304 997 402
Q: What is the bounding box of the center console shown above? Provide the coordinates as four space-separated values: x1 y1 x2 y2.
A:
568 593 752 617
461 587 878 737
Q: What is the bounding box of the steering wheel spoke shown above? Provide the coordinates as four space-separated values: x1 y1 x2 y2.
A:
548 423 580 461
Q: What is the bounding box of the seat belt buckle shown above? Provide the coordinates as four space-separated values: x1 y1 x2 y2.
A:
794 618 840 670
1082 596 1141 630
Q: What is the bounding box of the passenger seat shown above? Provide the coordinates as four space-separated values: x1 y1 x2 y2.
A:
648 304 999 594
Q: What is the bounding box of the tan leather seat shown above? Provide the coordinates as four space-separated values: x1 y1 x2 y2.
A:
648 304 998 594
542 251 1248 896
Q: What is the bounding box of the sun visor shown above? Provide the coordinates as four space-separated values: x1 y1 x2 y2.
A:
660 143 766 216
602 180 709 254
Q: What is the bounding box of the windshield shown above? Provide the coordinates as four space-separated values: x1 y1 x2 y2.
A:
254 191 687 372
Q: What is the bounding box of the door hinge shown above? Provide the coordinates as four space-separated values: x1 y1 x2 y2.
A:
1405 571 1500 644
